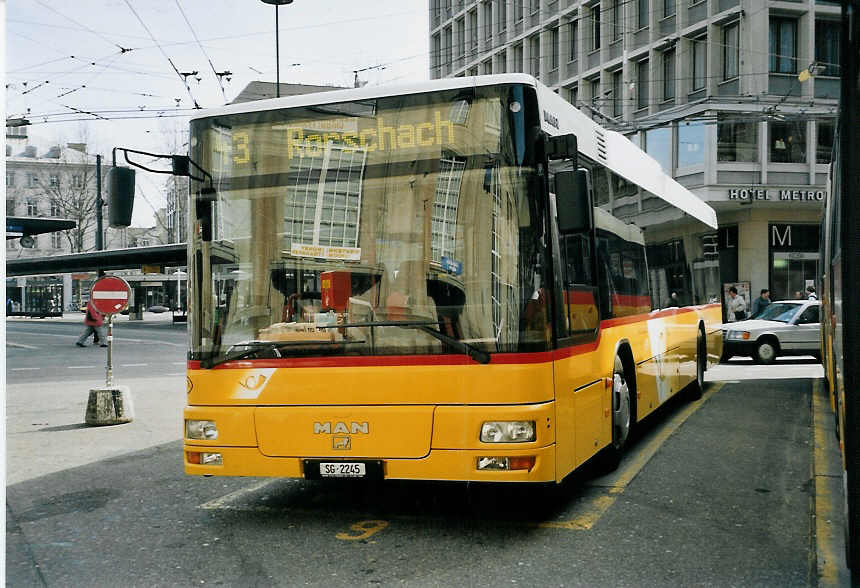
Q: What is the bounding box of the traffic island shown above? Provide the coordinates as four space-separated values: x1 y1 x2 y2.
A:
85 385 135 425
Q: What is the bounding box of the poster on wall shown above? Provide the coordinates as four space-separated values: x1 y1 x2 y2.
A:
722 281 751 323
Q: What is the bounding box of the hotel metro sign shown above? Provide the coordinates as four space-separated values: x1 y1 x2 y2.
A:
727 187 825 202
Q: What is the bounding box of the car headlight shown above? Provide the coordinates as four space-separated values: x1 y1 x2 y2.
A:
185 419 218 440
480 421 536 443
727 330 751 341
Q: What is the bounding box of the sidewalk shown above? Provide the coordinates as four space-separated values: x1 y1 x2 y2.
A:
6 310 183 326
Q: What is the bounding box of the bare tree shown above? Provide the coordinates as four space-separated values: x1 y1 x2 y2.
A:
34 143 104 253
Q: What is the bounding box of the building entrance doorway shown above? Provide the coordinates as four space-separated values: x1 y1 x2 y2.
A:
771 251 818 301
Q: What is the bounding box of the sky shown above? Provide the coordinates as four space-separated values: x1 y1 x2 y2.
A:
5 0 430 226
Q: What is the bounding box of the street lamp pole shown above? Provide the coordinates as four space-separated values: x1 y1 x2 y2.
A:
261 0 294 98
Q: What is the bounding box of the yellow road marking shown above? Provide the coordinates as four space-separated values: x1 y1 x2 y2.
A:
811 378 843 586
336 520 389 541
539 383 724 531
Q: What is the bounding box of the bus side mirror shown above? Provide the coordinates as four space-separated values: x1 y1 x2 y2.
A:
547 133 578 166
555 169 591 233
107 166 136 228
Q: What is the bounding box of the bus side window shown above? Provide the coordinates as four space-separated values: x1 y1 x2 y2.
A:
560 233 599 335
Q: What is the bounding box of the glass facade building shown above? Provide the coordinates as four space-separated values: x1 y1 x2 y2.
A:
430 0 838 302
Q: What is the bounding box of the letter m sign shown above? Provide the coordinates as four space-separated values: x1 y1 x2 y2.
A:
771 225 792 247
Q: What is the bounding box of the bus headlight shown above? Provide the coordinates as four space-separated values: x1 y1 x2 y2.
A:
186 419 218 440
480 421 536 443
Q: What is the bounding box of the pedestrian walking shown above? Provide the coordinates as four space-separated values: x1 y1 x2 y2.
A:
806 285 818 300
750 288 771 318
76 300 107 347
727 286 747 322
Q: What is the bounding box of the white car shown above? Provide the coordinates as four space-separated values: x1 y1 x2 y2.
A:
721 300 821 364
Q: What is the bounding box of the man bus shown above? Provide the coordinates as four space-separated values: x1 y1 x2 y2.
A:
182 74 722 483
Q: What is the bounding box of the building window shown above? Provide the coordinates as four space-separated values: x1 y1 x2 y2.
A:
51 232 63 249
663 49 675 100
568 21 578 61
27 199 38 216
484 1 493 42
637 60 649 110
7 199 15 216
645 126 672 173
50 202 60 216
692 37 706 90
638 0 649 29
28 174 39 187
815 21 840 77
514 42 524 71
769 121 806 163
72 175 83 188
49 174 59 187
770 18 798 74
456 18 465 60
444 26 453 72
497 0 507 32
514 0 523 22
678 121 705 167
530 35 541 75
723 22 739 80
664 0 675 18
718 116 759 162
551 27 559 70
611 0 621 42
612 70 623 117
592 4 601 51
468 10 478 54
6 172 14 187
817 120 835 164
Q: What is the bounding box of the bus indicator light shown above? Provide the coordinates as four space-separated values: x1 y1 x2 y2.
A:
186 451 222 466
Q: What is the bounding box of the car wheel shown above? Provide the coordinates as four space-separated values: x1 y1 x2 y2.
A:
755 339 778 364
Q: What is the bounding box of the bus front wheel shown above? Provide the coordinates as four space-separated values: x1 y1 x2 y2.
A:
599 355 632 472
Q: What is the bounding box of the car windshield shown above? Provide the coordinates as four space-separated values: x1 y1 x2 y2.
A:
754 302 801 323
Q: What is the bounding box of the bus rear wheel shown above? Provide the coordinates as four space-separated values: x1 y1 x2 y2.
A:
686 327 706 401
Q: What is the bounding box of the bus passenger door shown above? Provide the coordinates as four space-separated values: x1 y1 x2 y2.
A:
550 170 602 475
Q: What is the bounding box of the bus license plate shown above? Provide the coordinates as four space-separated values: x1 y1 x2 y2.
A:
319 462 366 478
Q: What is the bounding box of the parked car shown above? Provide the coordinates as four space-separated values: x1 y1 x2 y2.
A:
721 300 821 364
147 305 169 313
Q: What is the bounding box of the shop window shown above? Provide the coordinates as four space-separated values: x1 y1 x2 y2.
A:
718 116 758 162
817 120 835 164
769 121 806 164
678 121 705 167
770 18 798 74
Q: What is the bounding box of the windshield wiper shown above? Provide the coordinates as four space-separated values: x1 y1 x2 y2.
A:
319 319 491 365
201 338 364 369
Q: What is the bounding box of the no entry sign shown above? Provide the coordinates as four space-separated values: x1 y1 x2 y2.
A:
90 276 131 315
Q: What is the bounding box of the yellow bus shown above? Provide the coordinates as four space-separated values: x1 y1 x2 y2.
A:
183 74 722 482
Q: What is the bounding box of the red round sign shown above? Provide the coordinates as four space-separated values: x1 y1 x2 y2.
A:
90 276 131 315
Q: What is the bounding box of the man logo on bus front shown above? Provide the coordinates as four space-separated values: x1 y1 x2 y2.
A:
332 436 351 450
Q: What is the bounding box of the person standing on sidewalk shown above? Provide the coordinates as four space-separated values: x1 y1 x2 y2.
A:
751 288 771 318
727 286 747 322
76 300 107 347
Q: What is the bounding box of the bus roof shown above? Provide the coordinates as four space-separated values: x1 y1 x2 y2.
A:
192 74 717 230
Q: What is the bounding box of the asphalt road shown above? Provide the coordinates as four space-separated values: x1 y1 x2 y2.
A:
5 318 848 587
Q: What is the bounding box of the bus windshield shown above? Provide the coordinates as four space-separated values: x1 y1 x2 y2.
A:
188 84 551 363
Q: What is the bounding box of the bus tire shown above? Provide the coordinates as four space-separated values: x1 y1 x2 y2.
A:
685 327 706 401
599 355 632 472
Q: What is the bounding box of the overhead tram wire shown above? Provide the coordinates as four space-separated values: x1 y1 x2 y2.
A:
122 0 201 109
173 0 228 102
33 0 133 53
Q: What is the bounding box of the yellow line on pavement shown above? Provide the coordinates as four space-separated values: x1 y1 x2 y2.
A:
540 383 724 531
812 378 842 586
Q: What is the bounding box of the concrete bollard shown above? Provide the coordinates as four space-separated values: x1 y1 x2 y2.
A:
85 385 134 426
